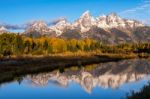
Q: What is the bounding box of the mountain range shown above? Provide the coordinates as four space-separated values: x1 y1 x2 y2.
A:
1 11 150 44
26 59 150 93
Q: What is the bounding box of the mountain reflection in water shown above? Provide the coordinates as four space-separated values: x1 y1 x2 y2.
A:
25 59 150 94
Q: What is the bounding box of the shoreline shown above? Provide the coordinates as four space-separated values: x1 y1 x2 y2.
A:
0 53 148 84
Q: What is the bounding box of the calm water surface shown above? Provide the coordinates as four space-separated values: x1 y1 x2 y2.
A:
0 59 150 99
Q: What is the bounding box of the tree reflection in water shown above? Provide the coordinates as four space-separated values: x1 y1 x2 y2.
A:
25 59 150 94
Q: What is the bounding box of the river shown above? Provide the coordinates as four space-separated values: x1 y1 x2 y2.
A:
0 59 150 99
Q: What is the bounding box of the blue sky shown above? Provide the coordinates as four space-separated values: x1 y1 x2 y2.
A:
0 0 149 25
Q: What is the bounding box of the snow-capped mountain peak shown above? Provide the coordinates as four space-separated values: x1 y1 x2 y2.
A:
96 13 145 29
107 12 118 18
107 13 122 22
24 11 147 43
80 10 91 19
25 21 50 36
106 13 126 28
49 18 71 36
0 26 7 33
30 21 47 29
73 10 96 32
25 11 145 35
53 18 68 25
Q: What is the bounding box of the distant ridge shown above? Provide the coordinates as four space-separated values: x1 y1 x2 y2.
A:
1 10 150 44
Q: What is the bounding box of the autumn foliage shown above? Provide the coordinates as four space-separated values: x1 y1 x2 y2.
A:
0 33 150 57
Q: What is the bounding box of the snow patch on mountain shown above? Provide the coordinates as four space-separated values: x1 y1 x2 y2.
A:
49 18 71 36
0 26 7 33
73 10 97 32
24 10 146 37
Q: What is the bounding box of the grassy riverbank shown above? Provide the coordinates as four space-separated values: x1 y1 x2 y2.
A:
0 52 139 84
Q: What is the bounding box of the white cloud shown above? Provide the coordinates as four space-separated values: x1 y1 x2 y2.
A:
144 0 150 3
119 0 150 25
0 23 25 30
50 17 67 25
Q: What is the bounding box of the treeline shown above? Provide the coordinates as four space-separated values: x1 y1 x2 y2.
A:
0 33 150 57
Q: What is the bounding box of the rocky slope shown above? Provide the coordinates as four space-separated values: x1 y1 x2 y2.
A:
0 10 149 44
24 11 149 44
